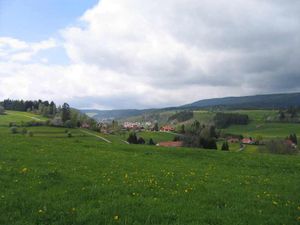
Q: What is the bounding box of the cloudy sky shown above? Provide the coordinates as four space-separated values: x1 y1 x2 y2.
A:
0 0 300 109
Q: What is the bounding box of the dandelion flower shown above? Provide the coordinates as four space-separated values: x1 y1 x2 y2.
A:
21 168 28 173
114 215 119 220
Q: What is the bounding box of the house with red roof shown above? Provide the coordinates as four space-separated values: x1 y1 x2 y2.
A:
157 141 183 147
242 138 255 145
160 125 175 132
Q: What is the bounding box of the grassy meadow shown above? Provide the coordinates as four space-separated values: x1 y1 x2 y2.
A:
0 111 300 224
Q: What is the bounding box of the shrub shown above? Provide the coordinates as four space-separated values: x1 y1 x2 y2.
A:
221 142 229 151
67 132 72 138
9 122 16 127
148 138 156 145
64 120 73 128
28 131 34 137
264 139 298 155
21 128 28 135
10 127 18 134
137 137 145 144
65 129 69 133
127 132 138 144
0 106 5 114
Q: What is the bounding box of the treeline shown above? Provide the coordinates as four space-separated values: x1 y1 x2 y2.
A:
1 99 97 129
0 99 57 117
168 111 193 122
127 132 156 145
277 107 300 123
176 120 218 150
214 112 249 128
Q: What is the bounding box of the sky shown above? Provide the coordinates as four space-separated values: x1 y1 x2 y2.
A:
0 0 300 109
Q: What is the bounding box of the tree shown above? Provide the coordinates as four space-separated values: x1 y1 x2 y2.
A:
10 127 18 134
61 103 71 123
0 106 5 114
221 142 229 151
180 124 185 134
137 137 145 144
279 111 285 120
153 123 159 131
127 132 138 144
149 138 155 145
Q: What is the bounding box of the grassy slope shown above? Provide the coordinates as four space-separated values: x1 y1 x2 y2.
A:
0 112 300 224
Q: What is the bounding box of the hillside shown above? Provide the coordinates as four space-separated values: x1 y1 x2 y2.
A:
183 92 300 109
82 92 300 121
82 109 157 121
0 111 300 224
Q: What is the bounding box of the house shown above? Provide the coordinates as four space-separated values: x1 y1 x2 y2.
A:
123 122 142 130
242 138 255 145
81 122 90 129
285 140 297 149
160 125 175 132
157 141 183 147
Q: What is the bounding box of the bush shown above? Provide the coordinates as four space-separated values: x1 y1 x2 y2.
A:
9 122 17 127
64 120 73 128
0 106 5 114
137 137 145 144
24 121 45 127
21 128 28 135
264 139 298 155
221 142 229 151
65 129 69 133
127 132 138 144
28 131 34 137
10 127 18 134
67 132 72 138
148 138 156 145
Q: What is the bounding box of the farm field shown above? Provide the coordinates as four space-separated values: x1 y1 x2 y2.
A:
0 111 300 224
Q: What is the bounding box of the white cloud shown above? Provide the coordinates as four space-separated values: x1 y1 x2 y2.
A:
0 37 57 62
0 0 300 109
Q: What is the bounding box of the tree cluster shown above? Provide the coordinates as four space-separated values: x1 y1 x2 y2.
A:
179 120 218 150
264 139 298 155
277 107 300 122
214 112 249 128
168 111 193 122
0 99 57 117
127 132 146 144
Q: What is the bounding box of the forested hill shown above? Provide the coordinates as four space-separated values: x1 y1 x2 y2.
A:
182 93 300 109
81 92 300 121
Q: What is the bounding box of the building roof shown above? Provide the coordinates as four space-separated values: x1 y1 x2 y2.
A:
157 141 183 147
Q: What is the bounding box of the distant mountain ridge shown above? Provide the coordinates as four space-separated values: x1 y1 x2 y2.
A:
183 92 300 109
81 92 300 121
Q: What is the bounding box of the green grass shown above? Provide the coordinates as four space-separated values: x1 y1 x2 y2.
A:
1 111 300 224
224 122 300 139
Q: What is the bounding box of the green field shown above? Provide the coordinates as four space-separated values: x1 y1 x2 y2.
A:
1 111 300 224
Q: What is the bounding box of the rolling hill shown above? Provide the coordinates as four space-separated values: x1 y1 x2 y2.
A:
81 92 300 121
183 92 300 109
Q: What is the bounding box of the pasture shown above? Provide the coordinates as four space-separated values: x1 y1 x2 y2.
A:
0 111 300 224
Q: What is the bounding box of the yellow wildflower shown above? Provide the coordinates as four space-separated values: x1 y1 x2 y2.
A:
38 209 43 213
114 215 119 220
21 168 28 173
272 201 278 206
